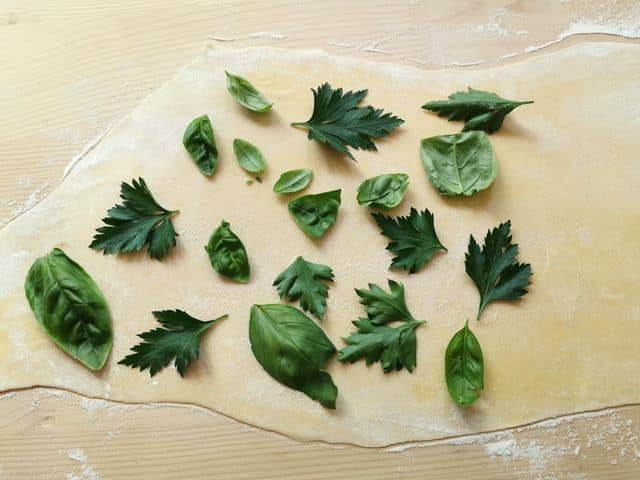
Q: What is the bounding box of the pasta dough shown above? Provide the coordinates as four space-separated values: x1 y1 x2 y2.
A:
0 43 638 446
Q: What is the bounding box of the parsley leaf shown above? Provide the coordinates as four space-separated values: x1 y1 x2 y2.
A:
90 178 179 260
445 320 484 406
338 317 425 373
465 220 533 320
355 279 417 325
372 207 446 273
422 88 533 133
291 83 404 160
273 256 334 321
119 310 227 377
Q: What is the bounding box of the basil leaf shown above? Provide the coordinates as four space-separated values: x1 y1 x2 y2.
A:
420 131 497 196
183 115 219 176
249 304 338 409
205 220 250 283
233 138 266 174
24 248 113 370
225 71 273 113
445 320 484 406
273 169 313 194
288 189 341 238
357 173 409 209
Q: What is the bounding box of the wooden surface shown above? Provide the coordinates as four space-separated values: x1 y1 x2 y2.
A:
1 1 639 478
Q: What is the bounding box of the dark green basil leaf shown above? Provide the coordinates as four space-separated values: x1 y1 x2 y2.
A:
24 248 113 370
288 189 341 238
249 304 338 408
420 131 497 196
183 115 219 176
225 71 273 113
273 169 313 194
233 138 266 174
356 173 409 209
204 220 250 283
445 320 484 406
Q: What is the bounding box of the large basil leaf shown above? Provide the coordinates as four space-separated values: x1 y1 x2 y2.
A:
445 320 484 406
357 173 409 209
183 115 219 176
288 189 341 238
249 304 338 408
24 248 113 370
225 71 273 113
420 131 497 196
205 220 250 283
233 138 266 174
273 169 313 194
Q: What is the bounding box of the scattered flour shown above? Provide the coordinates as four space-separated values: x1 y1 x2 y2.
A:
66 448 100 480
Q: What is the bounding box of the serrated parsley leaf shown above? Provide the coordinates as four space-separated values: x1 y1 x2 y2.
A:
90 178 179 260
291 83 404 160
422 88 533 133
338 317 425 373
355 279 417 325
372 207 446 273
273 256 334 321
119 310 227 377
465 220 533 320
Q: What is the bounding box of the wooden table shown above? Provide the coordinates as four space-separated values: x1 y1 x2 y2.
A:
1 2 639 478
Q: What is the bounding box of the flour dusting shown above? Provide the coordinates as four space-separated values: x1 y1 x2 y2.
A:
66 448 100 480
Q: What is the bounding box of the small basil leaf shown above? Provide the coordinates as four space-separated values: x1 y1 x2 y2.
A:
225 71 273 113
204 220 250 283
357 173 409 209
420 131 497 196
249 304 338 408
288 190 341 239
24 248 113 370
183 115 219 176
445 320 484 407
233 138 266 174
273 169 313 194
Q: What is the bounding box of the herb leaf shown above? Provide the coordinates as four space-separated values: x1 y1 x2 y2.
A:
233 138 267 174
24 248 113 370
119 310 227 377
445 320 484 406
249 304 338 408
338 318 424 373
465 220 532 320
225 71 273 113
420 131 497 197
357 173 409 209
205 220 250 283
273 169 313 194
288 189 341 238
372 207 446 273
422 88 533 133
273 256 334 321
291 83 404 160
183 115 219 176
356 279 417 325
90 178 179 260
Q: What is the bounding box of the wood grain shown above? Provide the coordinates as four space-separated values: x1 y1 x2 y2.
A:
1 388 639 479
1 1 639 478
